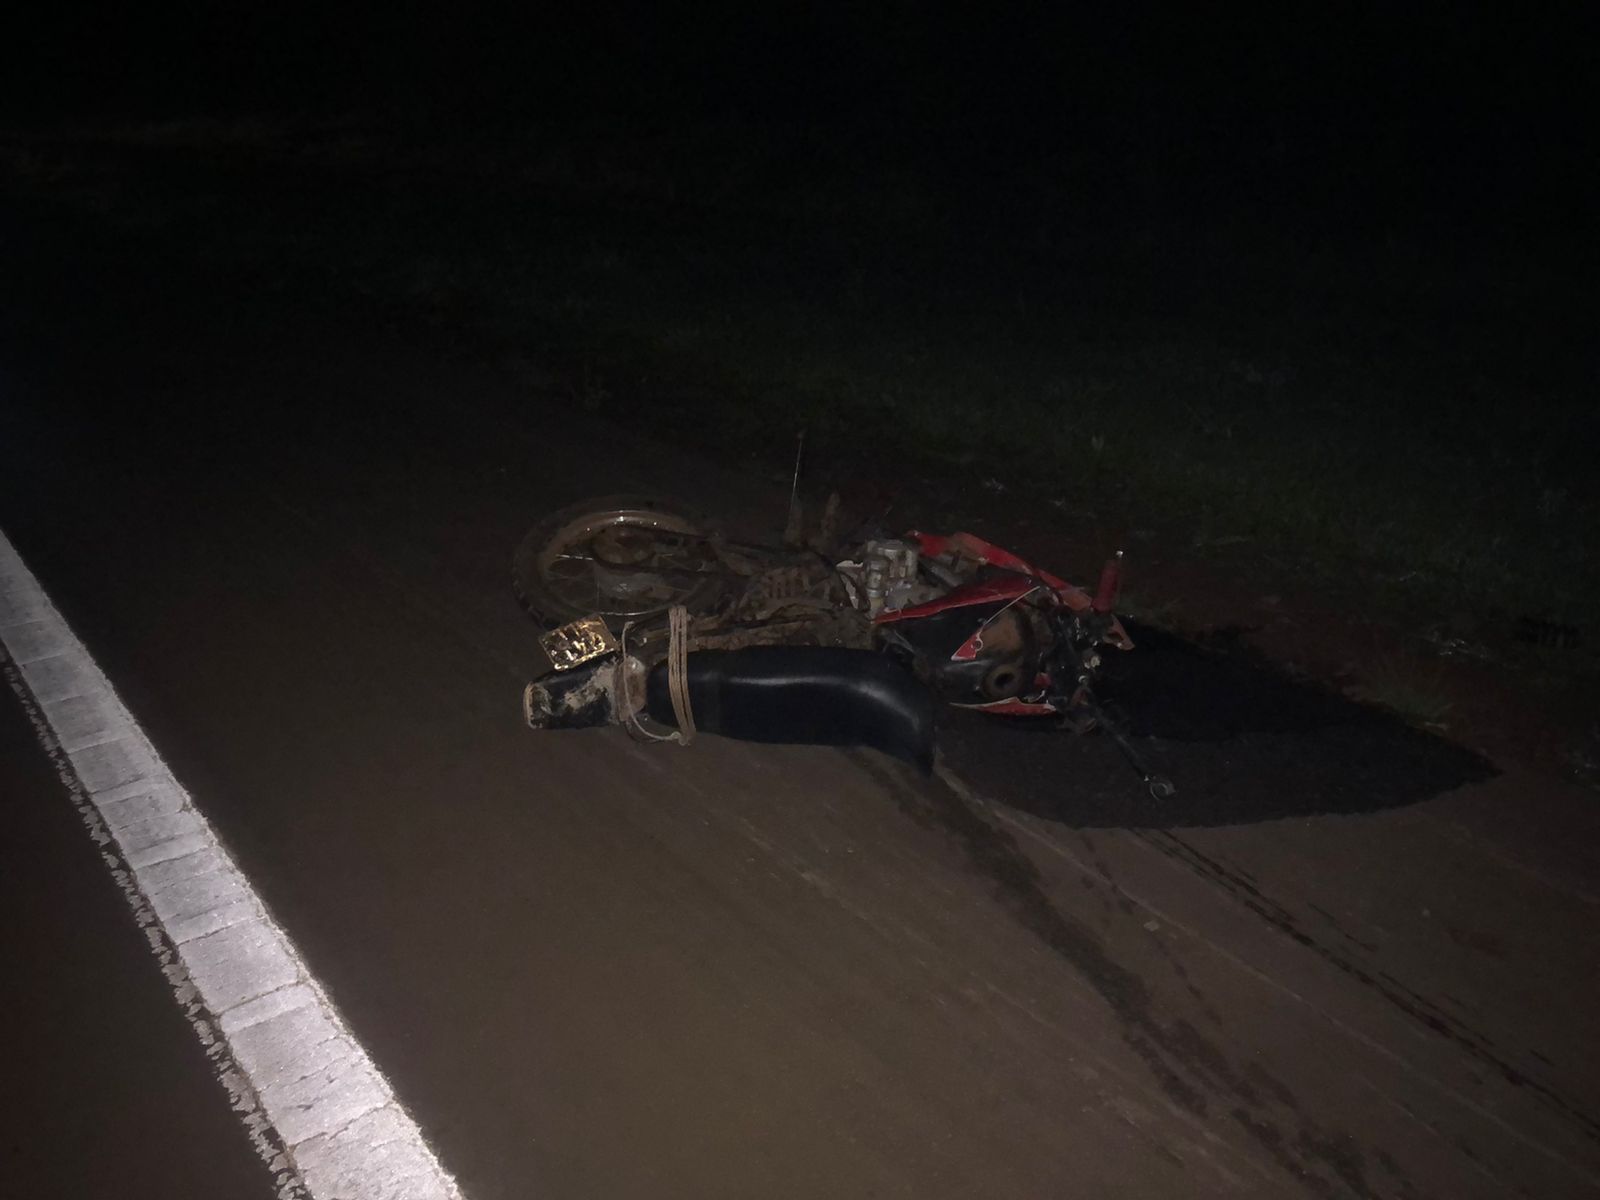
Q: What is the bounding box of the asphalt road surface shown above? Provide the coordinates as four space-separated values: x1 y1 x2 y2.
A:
3 209 1599 1199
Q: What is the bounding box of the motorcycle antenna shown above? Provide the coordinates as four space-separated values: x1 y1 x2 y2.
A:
783 429 806 545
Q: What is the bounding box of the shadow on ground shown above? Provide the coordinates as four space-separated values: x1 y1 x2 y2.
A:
938 621 1495 828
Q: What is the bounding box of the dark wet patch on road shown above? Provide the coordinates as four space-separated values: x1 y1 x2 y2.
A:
869 624 1600 1193
855 754 1408 1199
938 620 1496 828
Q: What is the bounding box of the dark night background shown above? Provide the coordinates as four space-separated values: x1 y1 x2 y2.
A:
11 4 1591 218
3 3 1597 631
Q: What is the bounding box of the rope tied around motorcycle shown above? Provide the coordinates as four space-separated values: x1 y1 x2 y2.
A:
514 493 1175 799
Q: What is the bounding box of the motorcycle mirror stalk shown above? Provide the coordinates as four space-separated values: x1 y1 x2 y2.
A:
782 429 806 546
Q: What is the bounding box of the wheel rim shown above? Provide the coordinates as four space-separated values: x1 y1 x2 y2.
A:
534 506 720 619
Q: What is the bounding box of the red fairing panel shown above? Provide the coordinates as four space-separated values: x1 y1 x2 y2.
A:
908 531 1080 599
875 573 1038 625
886 530 1134 651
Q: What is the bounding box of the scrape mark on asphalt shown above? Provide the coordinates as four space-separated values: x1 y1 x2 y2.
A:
898 756 1415 1198
1136 827 1600 1147
1 528 464 1200
919 754 1600 1196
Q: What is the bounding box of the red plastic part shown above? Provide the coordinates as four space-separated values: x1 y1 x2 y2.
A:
1092 553 1123 613
875 573 1038 626
879 529 1136 653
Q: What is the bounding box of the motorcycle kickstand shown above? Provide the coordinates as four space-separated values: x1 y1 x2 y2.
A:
1084 701 1177 801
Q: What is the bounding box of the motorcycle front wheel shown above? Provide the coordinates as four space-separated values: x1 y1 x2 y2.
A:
512 495 727 628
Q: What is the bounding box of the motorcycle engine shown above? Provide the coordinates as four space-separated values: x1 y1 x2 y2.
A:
839 539 942 617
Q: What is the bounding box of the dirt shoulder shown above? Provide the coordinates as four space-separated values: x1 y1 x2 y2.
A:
3 124 1593 793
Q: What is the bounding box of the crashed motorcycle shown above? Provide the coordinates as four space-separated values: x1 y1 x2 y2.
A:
514 494 1173 797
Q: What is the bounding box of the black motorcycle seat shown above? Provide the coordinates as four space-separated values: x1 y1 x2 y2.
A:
646 646 935 772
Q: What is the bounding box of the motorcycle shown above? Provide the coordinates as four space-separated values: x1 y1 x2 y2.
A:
514 492 1174 797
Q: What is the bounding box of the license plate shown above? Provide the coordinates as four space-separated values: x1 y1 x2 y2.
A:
540 614 620 671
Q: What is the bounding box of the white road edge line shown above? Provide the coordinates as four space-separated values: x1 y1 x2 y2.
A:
0 528 465 1200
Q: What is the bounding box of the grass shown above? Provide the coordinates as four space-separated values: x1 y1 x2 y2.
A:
3 117 1594 642
1109 585 1186 630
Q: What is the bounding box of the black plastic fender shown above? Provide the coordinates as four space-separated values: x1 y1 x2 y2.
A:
646 646 936 772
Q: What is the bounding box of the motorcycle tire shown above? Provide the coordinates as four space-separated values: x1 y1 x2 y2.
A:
512 494 726 629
